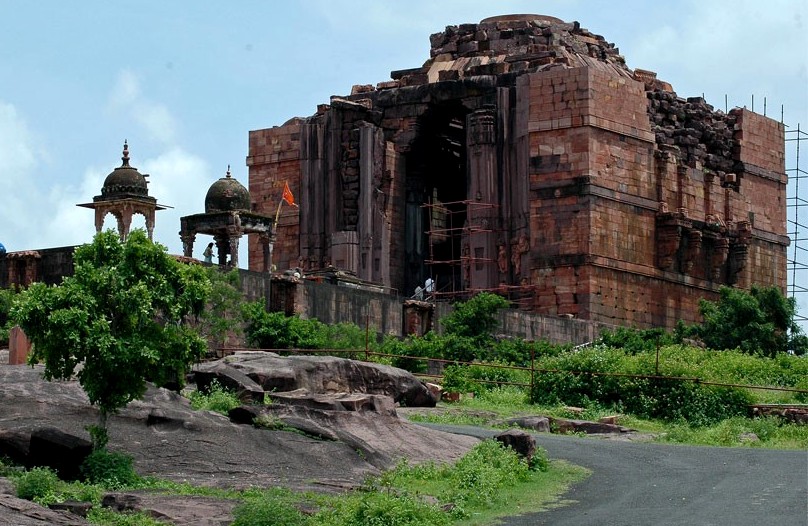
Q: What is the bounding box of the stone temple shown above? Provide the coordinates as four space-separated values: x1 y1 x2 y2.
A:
246 14 788 329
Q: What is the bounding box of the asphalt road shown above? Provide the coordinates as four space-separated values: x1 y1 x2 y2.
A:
421 424 808 526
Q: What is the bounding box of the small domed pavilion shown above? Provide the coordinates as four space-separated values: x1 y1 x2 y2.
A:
77 141 166 240
179 166 275 269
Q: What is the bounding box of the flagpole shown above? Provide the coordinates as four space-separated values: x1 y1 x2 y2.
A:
274 197 283 225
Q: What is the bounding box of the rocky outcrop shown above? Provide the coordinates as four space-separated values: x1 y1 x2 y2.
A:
196 351 438 407
0 363 474 497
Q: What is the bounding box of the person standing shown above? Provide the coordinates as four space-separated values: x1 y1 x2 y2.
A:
203 242 214 264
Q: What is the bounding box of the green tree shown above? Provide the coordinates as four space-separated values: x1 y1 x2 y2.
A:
696 285 807 357
0 287 17 344
195 267 244 355
12 230 211 447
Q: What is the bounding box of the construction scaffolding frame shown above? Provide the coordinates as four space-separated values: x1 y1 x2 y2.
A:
786 123 808 322
422 198 537 308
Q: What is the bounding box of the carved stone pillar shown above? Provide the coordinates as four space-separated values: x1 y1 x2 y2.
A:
655 210 691 271
180 232 196 258
683 229 702 274
710 237 730 281
467 108 498 288
728 220 752 285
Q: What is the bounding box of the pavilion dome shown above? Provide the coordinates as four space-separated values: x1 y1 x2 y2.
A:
99 141 149 199
205 167 251 213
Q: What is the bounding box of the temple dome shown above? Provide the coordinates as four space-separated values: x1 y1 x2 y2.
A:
99 141 149 199
205 167 251 213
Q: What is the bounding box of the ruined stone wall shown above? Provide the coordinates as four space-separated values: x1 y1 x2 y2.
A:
247 123 302 273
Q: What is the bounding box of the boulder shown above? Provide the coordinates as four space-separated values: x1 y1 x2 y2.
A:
549 417 634 435
504 416 551 433
495 429 536 461
204 351 437 407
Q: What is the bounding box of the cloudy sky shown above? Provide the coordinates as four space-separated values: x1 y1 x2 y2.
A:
1 1 806 292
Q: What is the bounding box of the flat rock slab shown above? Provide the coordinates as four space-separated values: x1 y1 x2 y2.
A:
0 493 89 526
103 491 238 526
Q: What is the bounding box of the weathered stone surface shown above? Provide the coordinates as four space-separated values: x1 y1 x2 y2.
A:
103 492 238 526
495 429 536 461
0 477 15 495
205 351 437 407
0 493 89 525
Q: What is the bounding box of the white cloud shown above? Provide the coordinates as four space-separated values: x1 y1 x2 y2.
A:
0 101 44 251
108 69 178 145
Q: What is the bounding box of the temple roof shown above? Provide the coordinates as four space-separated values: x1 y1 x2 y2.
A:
97 141 152 201
204 166 251 213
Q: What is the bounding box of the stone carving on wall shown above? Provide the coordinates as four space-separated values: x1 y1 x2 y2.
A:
497 243 508 274
510 234 530 277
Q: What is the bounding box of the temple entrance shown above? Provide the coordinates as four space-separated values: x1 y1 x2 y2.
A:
404 103 469 298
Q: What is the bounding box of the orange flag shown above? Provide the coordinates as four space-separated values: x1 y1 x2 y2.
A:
282 182 298 207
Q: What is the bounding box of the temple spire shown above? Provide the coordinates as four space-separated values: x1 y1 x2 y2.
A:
121 140 130 167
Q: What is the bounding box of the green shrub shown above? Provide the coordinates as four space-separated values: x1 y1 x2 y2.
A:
80 449 140 488
529 345 757 425
188 380 242 414
445 440 530 508
14 467 60 502
315 491 450 526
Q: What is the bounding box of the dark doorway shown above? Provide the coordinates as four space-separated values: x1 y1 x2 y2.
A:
404 103 469 298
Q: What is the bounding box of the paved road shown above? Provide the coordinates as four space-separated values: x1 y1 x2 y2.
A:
421 424 808 526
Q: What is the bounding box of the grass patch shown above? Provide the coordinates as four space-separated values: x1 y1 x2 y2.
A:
405 384 808 450
2 439 587 526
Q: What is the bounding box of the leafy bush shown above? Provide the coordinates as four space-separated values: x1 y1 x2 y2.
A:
14 467 60 502
188 380 242 414
80 449 140 488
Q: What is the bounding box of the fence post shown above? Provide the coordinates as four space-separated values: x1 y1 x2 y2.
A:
530 347 535 398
